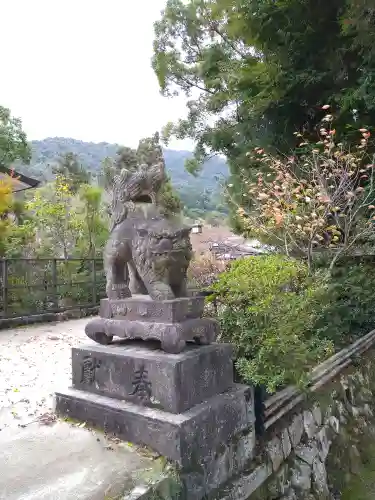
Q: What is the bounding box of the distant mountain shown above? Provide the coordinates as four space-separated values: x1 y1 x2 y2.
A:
20 137 228 194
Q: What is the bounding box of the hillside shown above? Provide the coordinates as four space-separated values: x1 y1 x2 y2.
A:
21 138 228 196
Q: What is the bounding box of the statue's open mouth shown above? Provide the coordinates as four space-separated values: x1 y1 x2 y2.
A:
151 249 187 257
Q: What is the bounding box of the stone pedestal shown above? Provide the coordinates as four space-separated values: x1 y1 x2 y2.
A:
70 343 234 413
55 306 256 499
84 295 219 354
56 384 253 467
55 342 255 469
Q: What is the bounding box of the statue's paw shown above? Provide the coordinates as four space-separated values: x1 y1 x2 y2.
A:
109 284 132 299
149 288 175 301
161 336 186 354
85 319 113 345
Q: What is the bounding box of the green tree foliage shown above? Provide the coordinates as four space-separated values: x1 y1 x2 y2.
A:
23 176 109 260
52 152 90 193
78 184 108 258
179 185 227 219
152 0 375 187
24 137 228 217
212 255 334 392
26 176 83 259
158 175 183 215
233 114 375 270
315 258 375 349
0 105 33 257
29 138 228 189
0 176 14 256
0 105 30 168
341 0 375 116
210 252 375 393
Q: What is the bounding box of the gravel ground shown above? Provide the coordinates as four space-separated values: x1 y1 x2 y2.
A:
0 318 92 431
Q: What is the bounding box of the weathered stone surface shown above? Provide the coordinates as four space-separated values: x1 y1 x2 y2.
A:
328 415 340 434
193 445 235 497
312 458 329 498
181 434 258 500
268 465 291 499
181 472 206 500
85 316 219 354
234 429 256 470
100 295 205 323
316 427 330 461
55 384 253 467
276 466 292 497
104 135 194 302
72 342 234 414
266 436 284 472
291 458 312 492
303 410 317 439
288 413 304 447
122 476 183 500
312 403 322 427
363 403 373 417
294 443 318 466
96 138 215 353
280 491 297 500
281 428 292 459
218 463 272 500
336 400 349 424
209 347 375 500
324 404 333 425
349 444 361 475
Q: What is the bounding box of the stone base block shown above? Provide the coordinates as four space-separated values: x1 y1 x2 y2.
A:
100 295 205 323
72 343 234 413
85 316 219 354
55 384 254 467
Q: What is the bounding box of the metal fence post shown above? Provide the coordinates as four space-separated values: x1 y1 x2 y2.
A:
92 259 97 305
0 257 106 323
2 259 8 317
254 385 266 436
52 258 58 310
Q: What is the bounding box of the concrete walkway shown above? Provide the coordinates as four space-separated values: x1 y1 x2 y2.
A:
0 319 164 499
0 318 91 430
0 421 157 500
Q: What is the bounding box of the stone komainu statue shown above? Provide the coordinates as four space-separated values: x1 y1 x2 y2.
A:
104 138 193 301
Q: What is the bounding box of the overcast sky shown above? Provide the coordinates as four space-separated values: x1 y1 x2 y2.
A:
0 0 192 149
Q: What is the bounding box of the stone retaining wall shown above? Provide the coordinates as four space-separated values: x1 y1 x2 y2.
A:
211 348 375 500
118 335 375 500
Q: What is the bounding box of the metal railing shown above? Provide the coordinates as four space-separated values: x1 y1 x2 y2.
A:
253 328 375 435
0 258 106 321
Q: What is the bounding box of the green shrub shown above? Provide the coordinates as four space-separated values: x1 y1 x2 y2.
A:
314 258 375 349
212 255 334 393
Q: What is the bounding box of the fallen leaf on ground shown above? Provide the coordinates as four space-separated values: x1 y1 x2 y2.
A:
38 412 57 425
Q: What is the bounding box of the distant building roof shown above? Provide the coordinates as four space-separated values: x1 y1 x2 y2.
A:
208 239 268 261
192 222 203 234
0 166 40 193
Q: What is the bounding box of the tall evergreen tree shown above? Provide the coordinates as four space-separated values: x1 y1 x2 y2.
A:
153 0 375 191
